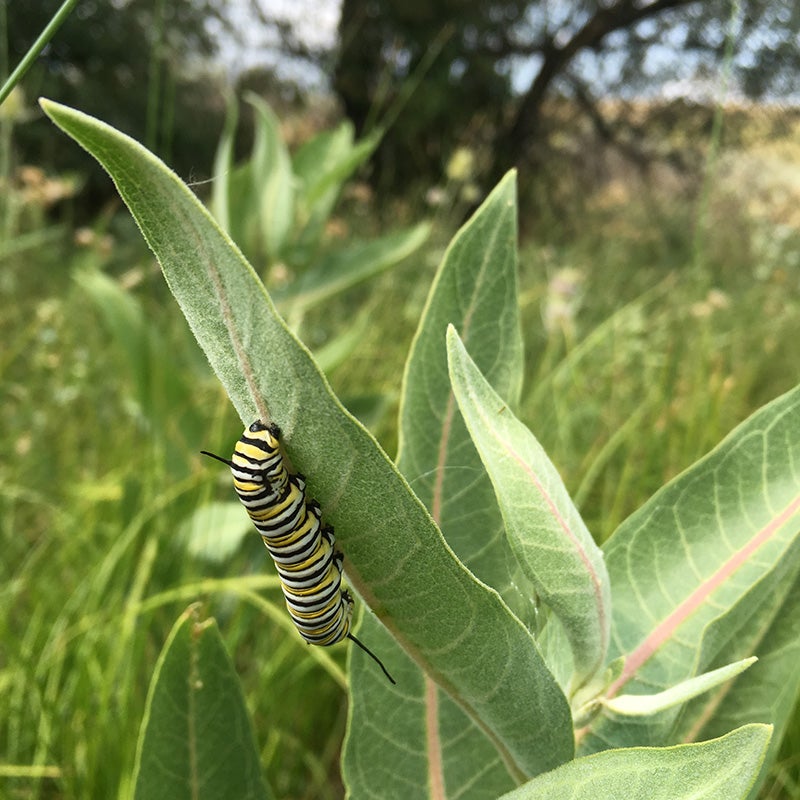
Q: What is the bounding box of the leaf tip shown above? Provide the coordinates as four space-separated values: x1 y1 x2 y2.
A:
38 97 74 127
444 323 468 373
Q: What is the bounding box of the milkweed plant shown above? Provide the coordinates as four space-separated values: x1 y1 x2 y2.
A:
41 98 799 800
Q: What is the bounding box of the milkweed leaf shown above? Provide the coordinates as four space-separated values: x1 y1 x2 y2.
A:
582 384 800 753
132 605 273 800
344 172 571 798
499 724 771 800
447 325 611 690
41 99 573 782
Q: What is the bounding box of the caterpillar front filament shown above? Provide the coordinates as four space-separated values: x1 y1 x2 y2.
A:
202 420 395 684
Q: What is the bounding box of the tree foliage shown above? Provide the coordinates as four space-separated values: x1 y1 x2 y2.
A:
334 0 525 182
331 0 800 185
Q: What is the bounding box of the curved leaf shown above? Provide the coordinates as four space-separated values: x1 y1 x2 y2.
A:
582 384 800 752
604 657 756 716
396 171 531 620
290 123 381 264
132 605 273 800
673 544 800 791
275 222 431 315
210 90 238 232
499 724 771 800
41 99 572 780
344 172 571 799
447 325 611 690
245 94 294 262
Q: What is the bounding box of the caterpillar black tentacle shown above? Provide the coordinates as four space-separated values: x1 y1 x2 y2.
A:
201 419 395 685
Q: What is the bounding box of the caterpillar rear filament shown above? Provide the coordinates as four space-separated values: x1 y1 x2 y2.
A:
202 420 395 684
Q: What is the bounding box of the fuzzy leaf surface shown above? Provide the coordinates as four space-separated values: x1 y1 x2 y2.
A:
581 385 800 754
447 326 611 689
673 547 800 798
42 99 573 781
499 724 771 800
132 605 272 800
345 172 571 799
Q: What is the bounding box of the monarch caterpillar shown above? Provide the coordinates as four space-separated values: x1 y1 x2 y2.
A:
201 420 395 684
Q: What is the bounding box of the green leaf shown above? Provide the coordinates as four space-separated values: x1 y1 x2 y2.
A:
222 161 258 259
397 171 530 617
210 90 239 233
245 93 294 262
672 549 800 796
582 384 800 753
289 124 381 266
447 325 611 690
344 172 572 799
311 307 373 374
293 124 380 211
604 657 757 716
41 99 572 781
75 267 194 442
498 724 772 800
74 267 148 387
288 123 354 265
132 605 273 800
275 222 431 315
178 501 250 562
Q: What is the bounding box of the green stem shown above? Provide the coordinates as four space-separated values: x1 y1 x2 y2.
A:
0 0 80 106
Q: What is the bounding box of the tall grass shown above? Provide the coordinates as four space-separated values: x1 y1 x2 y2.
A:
0 227 351 797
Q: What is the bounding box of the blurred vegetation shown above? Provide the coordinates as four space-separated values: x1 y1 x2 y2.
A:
331 0 800 190
2 0 800 798
4 0 233 211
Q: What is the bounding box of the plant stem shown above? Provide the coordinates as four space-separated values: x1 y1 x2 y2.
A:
0 0 80 106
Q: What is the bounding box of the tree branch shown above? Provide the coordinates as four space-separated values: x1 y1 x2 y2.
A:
502 0 702 152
